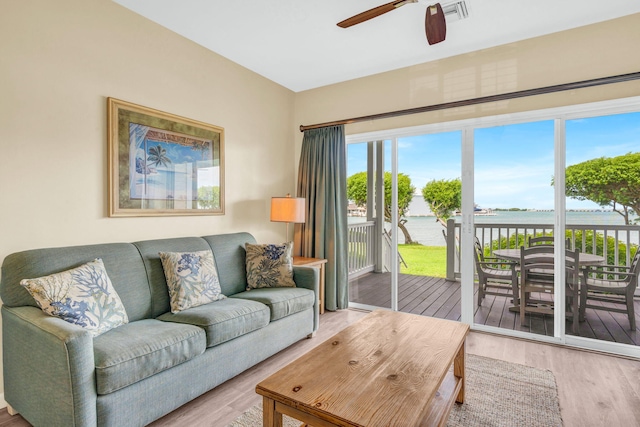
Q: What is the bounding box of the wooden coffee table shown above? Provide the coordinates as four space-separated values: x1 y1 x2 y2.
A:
256 310 470 427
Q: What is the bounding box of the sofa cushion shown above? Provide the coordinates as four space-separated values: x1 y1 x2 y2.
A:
93 319 206 395
0 243 151 321
20 258 128 336
159 250 226 313
201 232 256 296
231 287 315 321
133 237 213 319
157 298 269 348
245 242 296 289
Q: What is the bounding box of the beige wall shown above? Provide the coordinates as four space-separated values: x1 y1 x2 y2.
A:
0 0 298 256
294 13 640 147
0 0 296 397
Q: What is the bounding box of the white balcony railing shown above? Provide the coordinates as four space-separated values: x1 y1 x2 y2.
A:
446 219 640 280
347 221 376 278
347 218 640 286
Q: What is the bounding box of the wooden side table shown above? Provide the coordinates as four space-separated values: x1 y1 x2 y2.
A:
293 257 327 314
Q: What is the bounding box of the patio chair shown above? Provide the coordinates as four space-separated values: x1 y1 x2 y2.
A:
519 245 555 323
474 240 518 306
519 246 580 333
565 248 581 334
579 250 639 331
528 235 555 247
528 235 573 249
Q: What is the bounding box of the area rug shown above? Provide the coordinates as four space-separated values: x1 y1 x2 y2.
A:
228 354 563 427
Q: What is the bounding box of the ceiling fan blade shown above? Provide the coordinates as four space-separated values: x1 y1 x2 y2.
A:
425 3 446 45
337 0 417 28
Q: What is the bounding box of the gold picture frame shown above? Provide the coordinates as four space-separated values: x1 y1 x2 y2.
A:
107 98 224 217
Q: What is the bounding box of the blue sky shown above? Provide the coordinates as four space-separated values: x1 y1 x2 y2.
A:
347 111 640 210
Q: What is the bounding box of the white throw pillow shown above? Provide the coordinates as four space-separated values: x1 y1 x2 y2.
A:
159 250 226 313
20 258 129 336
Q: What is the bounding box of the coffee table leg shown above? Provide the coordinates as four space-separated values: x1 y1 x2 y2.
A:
262 396 283 427
454 341 465 404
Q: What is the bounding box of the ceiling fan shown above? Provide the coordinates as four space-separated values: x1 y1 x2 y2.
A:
337 0 447 45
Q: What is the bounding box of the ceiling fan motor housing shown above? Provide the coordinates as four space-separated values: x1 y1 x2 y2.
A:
425 3 447 45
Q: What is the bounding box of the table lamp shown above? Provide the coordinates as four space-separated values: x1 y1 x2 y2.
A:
270 194 306 242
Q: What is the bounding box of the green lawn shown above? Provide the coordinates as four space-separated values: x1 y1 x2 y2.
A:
398 244 447 278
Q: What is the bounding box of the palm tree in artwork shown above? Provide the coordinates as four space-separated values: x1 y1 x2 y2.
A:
147 145 172 168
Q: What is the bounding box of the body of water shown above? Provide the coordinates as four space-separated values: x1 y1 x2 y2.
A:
349 210 635 246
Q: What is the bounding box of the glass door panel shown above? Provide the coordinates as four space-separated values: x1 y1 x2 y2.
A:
565 112 640 344
347 140 392 309
474 120 555 337
396 131 462 320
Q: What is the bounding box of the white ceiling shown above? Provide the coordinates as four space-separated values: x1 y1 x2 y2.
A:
112 0 640 92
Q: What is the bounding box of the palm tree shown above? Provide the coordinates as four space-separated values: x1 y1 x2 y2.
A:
147 145 172 168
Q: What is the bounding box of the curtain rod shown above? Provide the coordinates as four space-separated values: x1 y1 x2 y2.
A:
299 71 640 132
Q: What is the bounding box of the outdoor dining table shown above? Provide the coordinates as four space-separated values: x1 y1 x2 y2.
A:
493 248 606 266
492 248 605 313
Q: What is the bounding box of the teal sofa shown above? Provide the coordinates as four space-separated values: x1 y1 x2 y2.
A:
0 232 319 427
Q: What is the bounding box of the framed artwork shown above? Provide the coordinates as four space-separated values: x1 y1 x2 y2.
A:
107 98 224 217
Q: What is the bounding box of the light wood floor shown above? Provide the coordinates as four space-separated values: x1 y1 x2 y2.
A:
2 309 640 426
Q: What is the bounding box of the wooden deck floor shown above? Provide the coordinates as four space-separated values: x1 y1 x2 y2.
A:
349 272 640 345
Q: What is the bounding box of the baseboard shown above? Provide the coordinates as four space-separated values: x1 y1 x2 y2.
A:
0 393 6 409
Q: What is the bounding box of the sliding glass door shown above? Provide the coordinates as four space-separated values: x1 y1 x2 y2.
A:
345 96 640 358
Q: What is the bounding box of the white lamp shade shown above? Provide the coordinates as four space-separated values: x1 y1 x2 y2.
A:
270 195 306 223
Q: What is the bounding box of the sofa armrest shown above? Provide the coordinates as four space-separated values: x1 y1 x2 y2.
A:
2 305 97 427
293 266 320 332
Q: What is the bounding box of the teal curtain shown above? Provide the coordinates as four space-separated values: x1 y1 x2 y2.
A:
296 125 348 311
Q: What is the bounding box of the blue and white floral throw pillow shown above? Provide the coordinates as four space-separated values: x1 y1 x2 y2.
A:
245 242 296 289
20 258 129 336
159 250 226 313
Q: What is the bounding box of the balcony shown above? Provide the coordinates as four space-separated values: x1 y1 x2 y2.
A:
348 218 640 344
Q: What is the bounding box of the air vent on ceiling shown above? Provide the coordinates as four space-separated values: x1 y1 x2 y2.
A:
442 1 469 22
